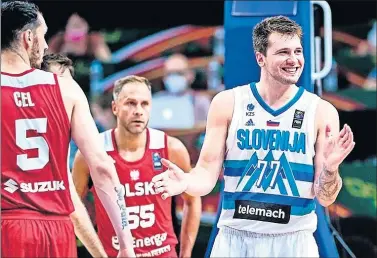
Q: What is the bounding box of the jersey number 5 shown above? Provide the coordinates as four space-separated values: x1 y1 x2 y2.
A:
16 118 49 171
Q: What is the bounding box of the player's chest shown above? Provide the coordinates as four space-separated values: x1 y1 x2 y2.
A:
109 150 165 196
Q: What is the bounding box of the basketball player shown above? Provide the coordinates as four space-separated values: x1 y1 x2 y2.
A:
1 2 135 257
152 16 355 257
72 75 202 258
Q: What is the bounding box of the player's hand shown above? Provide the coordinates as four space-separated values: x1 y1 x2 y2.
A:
152 158 188 199
324 124 355 171
117 248 135 258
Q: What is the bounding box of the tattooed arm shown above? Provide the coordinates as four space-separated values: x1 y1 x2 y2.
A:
314 164 343 207
313 100 354 207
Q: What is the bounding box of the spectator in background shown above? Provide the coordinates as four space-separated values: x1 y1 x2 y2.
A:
149 54 211 129
48 13 112 96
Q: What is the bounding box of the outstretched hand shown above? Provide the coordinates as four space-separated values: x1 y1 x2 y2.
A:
324 124 355 170
152 158 188 199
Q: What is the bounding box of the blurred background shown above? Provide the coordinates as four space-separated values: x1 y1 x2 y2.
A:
33 1 376 257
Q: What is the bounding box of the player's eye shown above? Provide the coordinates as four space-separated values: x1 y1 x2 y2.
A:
126 101 136 106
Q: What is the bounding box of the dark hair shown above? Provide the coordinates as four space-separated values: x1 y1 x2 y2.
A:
253 15 303 56
1 1 41 49
41 53 75 76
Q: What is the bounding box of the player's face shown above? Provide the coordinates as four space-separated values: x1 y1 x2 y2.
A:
260 32 304 85
113 83 152 135
29 14 48 68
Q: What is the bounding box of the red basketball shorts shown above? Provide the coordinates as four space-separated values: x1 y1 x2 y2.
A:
1 210 77 258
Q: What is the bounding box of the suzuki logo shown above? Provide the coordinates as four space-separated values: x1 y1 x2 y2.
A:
4 179 18 193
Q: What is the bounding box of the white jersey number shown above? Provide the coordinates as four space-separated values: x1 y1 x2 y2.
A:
127 204 156 230
16 118 49 171
256 160 281 188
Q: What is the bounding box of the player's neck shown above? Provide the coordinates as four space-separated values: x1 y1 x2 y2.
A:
1 49 31 72
257 76 297 107
114 127 147 151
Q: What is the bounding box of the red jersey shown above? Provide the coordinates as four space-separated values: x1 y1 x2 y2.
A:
92 128 178 257
1 69 73 216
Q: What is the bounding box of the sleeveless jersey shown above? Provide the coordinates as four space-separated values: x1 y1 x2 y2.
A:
92 128 178 257
218 83 320 234
1 69 73 215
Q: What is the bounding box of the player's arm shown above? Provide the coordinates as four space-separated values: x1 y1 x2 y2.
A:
72 150 91 199
167 136 201 258
59 76 135 256
183 90 233 197
313 100 354 207
69 172 108 258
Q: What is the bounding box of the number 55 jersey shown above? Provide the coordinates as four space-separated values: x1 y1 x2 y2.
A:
92 128 178 257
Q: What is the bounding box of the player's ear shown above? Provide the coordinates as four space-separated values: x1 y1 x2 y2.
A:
112 100 117 116
22 29 34 51
255 52 265 67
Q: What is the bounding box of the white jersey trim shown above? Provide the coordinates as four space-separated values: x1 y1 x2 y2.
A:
148 128 166 150
1 69 56 88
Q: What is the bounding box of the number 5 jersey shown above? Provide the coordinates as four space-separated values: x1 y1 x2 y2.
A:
92 128 178 257
1 69 73 215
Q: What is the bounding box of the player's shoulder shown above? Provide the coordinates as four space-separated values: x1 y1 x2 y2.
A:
22 69 56 84
311 96 339 127
210 89 234 108
300 87 320 100
147 128 167 150
33 68 55 77
211 83 252 103
233 83 252 91
98 129 115 151
316 96 338 114
208 88 236 124
167 135 185 150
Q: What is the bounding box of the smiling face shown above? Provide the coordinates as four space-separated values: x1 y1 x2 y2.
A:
257 32 304 85
252 16 304 86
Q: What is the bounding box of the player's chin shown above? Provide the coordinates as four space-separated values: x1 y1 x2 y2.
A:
281 76 299 85
129 124 146 134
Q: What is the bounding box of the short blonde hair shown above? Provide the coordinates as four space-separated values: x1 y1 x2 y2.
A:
113 75 151 100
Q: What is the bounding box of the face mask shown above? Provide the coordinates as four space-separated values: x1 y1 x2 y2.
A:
163 74 188 94
65 30 87 42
